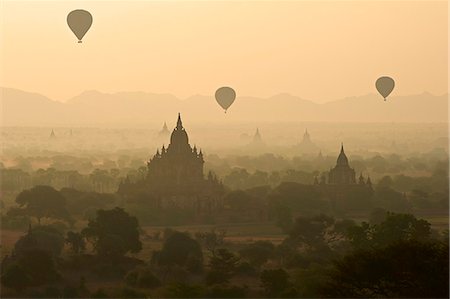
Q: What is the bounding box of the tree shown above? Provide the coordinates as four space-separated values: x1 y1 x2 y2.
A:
374 187 411 212
206 285 247 298
1 263 31 292
368 207 387 225
322 240 449 298
239 241 275 268
268 183 327 219
125 266 161 289
376 175 393 190
287 214 352 252
206 248 240 285
156 232 203 273
195 229 226 256
20 249 60 285
2 249 60 289
260 268 291 297
165 283 205 298
82 207 142 259
14 185 71 224
347 212 431 249
14 225 65 258
65 231 86 254
271 204 293 233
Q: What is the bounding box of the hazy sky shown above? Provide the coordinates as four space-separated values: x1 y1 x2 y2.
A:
0 1 447 103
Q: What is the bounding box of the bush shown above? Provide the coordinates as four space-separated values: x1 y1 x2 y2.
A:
260 268 290 297
157 232 203 273
206 285 247 298
14 225 65 258
91 288 109 298
125 267 161 289
235 261 257 276
1 251 59 290
239 241 275 267
1 263 31 291
165 283 204 298
120 287 147 298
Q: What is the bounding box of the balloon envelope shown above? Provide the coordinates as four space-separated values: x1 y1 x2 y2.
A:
375 76 395 100
67 10 93 43
215 87 236 112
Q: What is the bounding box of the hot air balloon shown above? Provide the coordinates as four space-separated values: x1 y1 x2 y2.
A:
67 10 93 43
375 76 395 101
215 87 236 113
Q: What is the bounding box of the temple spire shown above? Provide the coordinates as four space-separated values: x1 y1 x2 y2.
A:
336 142 349 166
254 128 261 139
176 113 183 130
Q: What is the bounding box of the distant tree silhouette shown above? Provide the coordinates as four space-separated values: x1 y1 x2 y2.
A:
82 207 142 259
286 214 353 252
1 263 31 292
155 232 203 274
65 231 86 254
195 229 226 256
260 268 291 297
2 249 59 289
14 185 71 224
125 266 161 289
14 225 65 258
239 241 275 268
206 248 240 285
347 212 431 249
322 240 449 298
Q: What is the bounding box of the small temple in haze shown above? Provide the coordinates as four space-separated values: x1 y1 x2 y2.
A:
158 122 170 138
297 128 319 154
247 128 266 149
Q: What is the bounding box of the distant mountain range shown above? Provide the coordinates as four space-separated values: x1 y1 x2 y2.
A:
1 87 448 125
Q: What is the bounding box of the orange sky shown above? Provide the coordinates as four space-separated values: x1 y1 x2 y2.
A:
0 1 447 102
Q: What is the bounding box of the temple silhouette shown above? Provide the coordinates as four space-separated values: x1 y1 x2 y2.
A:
297 129 319 154
315 144 371 187
246 128 266 151
119 114 224 213
328 143 357 184
49 129 56 139
148 114 206 188
157 122 170 138
314 144 373 209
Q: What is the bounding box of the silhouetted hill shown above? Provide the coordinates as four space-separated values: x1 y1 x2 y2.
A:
1 87 447 125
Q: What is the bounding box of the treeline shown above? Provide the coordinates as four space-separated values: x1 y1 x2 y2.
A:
2 176 447 231
2 150 448 194
1 167 147 195
1 206 448 298
2 186 119 230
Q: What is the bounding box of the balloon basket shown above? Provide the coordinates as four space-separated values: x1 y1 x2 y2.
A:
78 40 82 43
